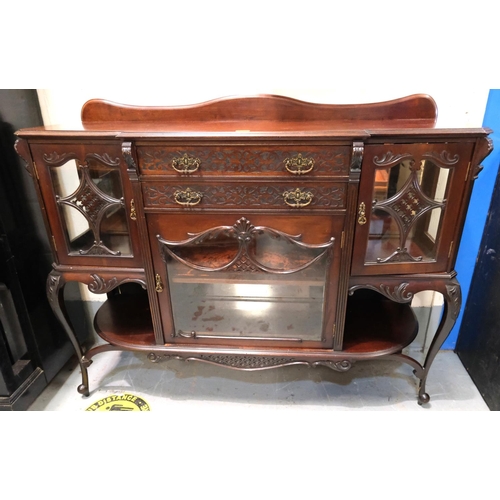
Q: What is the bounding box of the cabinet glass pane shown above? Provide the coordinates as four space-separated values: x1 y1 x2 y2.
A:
49 157 132 256
160 220 333 342
366 159 448 264
100 206 132 255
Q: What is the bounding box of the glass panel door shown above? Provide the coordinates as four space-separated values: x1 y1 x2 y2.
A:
157 217 335 344
352 142 473 275
366 154 448 264
47 151 132 257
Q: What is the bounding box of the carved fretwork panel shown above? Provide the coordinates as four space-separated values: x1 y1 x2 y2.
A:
147 353 354 372
157 217 334 274
56 162 125 256
68 182 110 225
372 171 445 263
377 177 443 233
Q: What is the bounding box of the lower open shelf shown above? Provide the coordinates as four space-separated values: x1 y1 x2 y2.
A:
342 290 418 354
94 289 418 358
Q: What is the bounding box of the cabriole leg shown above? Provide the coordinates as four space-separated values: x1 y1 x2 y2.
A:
47 270 92 396
418 279 461 405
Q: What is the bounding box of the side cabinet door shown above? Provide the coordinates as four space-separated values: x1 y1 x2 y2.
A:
30 142 142 267
351 142 474 276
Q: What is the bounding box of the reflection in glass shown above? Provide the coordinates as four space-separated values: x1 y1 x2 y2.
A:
159 218 333 342
101 206 132 255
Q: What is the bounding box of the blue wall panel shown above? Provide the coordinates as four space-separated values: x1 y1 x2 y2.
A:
444 89 500 349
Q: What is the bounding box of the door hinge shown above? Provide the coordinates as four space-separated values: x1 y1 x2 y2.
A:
448 240 455 258
33 161 39 180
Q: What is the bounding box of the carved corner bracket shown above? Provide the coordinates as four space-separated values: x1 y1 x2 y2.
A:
122 141 138 178
14 138 34 176
472 136 494 180
350 141 364 173
444 282 461 320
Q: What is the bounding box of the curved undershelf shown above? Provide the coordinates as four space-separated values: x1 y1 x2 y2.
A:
94 291 418 359
94 293 155 347
342 292 419 356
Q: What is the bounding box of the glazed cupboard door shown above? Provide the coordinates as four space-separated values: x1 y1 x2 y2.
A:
148 214 344 348
351 142 474 275
30 142 142 267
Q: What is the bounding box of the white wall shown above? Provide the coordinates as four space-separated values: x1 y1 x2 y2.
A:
31 1 498 129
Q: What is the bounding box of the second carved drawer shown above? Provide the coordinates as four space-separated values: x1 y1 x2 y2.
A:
142 181 347 210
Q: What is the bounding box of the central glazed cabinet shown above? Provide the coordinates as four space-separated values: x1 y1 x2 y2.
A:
15 94 492 404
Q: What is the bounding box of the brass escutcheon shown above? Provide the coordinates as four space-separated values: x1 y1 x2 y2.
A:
282 188 314 208
130 199 137 220
358 202 367 225
155 274 164 293
174 188 203 206
284 153 315 175
172 153 201 174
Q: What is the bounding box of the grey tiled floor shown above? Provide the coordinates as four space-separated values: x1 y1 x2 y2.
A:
28 349 489 411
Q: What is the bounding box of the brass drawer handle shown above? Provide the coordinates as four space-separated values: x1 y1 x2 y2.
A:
172 153 201 174
282 188 313 208
284 154 315 175
174 188 203 206
358 202 367 225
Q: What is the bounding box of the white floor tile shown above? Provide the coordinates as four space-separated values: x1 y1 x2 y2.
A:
28 349 489 411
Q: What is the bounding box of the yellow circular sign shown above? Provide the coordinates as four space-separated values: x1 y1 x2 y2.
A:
86 393 150 411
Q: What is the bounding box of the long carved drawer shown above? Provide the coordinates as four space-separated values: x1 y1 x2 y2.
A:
142 181 347 210
136 145 351 178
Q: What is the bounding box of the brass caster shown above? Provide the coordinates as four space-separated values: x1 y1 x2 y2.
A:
78 384 90 397
418 392 430 405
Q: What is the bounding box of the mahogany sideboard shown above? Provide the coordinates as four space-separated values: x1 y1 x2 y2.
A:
14 94 493 405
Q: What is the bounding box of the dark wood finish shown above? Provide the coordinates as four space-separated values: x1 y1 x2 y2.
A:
15 94 492 405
